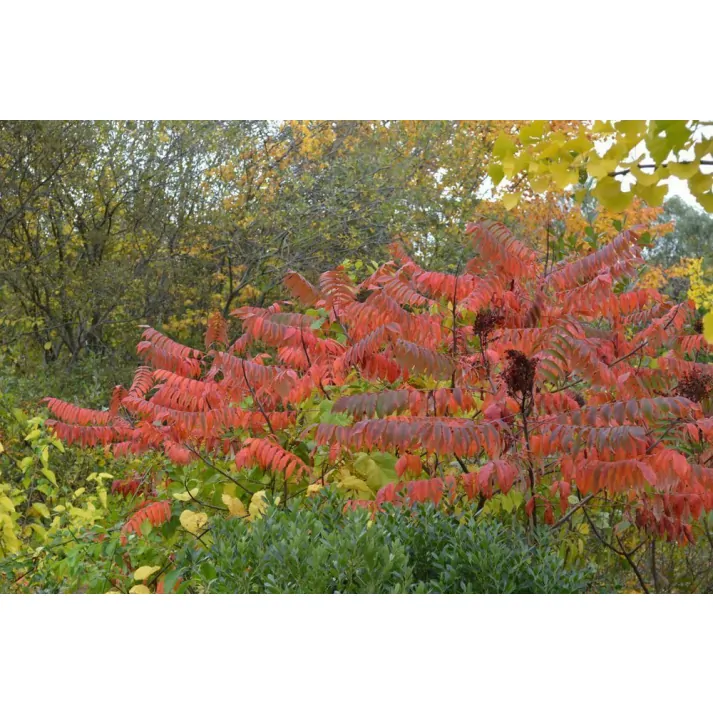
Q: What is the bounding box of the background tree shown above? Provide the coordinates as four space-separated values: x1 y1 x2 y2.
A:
486 120 713 212
1 120 515 375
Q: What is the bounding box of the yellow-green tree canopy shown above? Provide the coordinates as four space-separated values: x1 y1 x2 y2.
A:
488 120 713 212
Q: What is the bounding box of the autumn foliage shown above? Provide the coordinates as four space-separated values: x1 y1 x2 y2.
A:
44 219 713 545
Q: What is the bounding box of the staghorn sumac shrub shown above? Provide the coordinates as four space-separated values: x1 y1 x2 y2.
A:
42 219 713 591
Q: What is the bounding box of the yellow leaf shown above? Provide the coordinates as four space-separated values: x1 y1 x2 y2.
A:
248 490 268 521
98 488 108 509
134 565 161 581
695 192 713 212
179 509 208 534
537 132 566 159
337 475 373 496
501 192 521 210
529 175 550 194
173 487 199 502
614 119 647 138
28 523 47 541
518 120 546 144
105 589 122 594
667 161 699 179
703 312 713 345
563 132 593 156
487 163 504 186
630 165 667 187
591 120 615 134
306 482 323 496
549 162 578 190
222 493 247 518
592 176 633 211
129 585 151 594
31 502 51 519
689 173 713 195
492 132 516 159
633 182 667 207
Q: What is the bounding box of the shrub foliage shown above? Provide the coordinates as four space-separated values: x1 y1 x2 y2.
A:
26 218 713 592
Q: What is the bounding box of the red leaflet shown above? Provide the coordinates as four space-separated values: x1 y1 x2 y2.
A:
120 501 172 544
395 453 422 479
235 438 311 481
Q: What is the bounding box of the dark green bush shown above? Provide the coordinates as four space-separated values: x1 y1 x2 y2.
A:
183 492 592 593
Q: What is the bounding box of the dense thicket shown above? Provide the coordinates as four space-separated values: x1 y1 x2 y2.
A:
0 120 514 370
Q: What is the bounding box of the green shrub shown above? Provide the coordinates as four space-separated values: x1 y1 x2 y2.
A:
183 492 592 593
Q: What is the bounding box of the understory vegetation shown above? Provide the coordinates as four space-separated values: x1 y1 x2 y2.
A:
2 120 713 594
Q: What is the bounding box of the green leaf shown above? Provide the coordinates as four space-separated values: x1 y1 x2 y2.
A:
591 120 615 134
689 172 713 195
630 164 667 187
613 120 647 138
549 163 578 190
501 192 521 210
694 192 713 213
162 568 182 594
592 177 633 211
140 518 153 536
518 120 547 144
633 182 667 207
586 156 619 179
492 132 516 159
487 163 505 186
667 161 699 179
353 452 397 492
